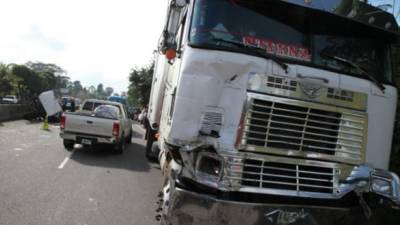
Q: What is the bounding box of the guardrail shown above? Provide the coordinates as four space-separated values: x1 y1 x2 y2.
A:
0 104 31 122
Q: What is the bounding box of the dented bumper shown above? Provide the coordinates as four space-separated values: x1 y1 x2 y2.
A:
167 187 354 225
167 184 400 225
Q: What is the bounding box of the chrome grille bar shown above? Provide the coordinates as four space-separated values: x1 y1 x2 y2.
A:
245 127 363 142
240 95 367 164
241 171 333 183
251 105 347 122
247 114 362 130
245 120 363 137
236 159 337 194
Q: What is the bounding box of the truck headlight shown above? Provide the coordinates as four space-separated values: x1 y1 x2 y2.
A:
371 177 392 197
370 169 400 202
195 152 223 188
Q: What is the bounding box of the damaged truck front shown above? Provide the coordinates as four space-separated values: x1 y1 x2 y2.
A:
147 0 400 224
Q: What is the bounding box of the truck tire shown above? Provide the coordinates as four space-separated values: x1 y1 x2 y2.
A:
156 162 174 225
145 129 157 160
114 135 125 154
126 130 132 144
63 140 74 151
146 142 160 162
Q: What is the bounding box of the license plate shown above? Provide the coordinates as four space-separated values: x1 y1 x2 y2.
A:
66 103 71 107
81 139 92 145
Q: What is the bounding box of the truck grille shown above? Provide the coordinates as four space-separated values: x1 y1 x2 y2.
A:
241 159 335 194
241 97 366 163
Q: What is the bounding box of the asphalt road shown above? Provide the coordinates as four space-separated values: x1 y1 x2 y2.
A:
0 120 161 225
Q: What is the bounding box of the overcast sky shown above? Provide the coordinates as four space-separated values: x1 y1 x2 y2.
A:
0 0 398 94
0 0 168 94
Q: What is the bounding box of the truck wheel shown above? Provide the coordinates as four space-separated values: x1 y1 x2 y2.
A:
145 139 154 160
145 129 157 160
126 130 132 144
156 162 174 225
147 142 160 162
63 140 74 151
114 136 125 154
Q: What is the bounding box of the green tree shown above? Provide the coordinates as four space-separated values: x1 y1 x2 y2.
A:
127 62 154 106
0 63 19 96
26 61 68 96
1 61 70 101
96 83 105 98
72 80 83 96
26 61 66 75
11 64 43 97
88 85 96 95
105 87 114 96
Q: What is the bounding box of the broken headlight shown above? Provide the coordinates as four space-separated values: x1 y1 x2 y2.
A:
371 177 392 197
370 170 400 204
195 152 223 188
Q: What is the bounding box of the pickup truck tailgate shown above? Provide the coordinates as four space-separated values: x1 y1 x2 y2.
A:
64 113 115 138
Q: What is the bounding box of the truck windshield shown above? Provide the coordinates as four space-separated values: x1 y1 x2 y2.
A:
190 0 392 83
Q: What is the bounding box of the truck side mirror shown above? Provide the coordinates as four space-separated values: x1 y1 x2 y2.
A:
173 0 187 7
159 0 187 59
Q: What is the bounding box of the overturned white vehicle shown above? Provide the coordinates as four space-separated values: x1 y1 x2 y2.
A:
146 0 400 224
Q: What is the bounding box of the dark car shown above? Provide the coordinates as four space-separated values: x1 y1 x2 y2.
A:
61 97 75 112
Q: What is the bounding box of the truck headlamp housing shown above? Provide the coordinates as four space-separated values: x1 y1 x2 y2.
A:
371 177 392 197
195 152 224 188
370 170 400 204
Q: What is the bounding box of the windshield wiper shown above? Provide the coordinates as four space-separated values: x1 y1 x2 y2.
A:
321 53 385 92
211 38 289 73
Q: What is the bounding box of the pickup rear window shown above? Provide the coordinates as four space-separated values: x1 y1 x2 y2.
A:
82 102 94 111
82 101 122 115
94 105 119 119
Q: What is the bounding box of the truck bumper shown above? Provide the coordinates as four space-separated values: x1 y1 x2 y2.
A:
167 184 400 225
60 132 116 144
167 187 353 225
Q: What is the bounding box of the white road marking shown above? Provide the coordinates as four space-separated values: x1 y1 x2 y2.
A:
58 149 76 169
14 148 23 151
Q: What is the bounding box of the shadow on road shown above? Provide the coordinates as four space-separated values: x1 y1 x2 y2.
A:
69 141 153 172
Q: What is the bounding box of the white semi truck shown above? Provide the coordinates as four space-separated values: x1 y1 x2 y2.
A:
146 0 400 224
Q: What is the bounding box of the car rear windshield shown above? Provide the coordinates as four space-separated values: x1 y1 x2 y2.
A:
82 102 94 111
93 105 119 119
82 101 122 115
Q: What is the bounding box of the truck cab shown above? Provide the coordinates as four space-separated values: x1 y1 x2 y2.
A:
148 1 400 224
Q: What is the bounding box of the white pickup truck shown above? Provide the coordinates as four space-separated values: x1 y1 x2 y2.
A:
60 99 133 153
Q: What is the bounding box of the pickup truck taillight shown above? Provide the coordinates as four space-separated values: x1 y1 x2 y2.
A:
60 115 66 130
112 122 120 137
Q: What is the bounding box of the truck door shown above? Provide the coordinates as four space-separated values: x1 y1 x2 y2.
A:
157 2 188 138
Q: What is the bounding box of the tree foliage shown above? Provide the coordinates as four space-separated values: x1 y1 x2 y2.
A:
105 87 114 96
0 64 19 96
127 62 154 106
97 83 105 98
0 61 115 103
